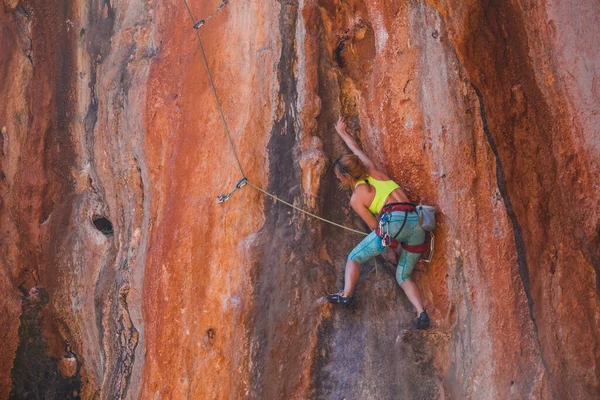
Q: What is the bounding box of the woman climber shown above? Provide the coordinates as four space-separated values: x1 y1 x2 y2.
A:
327 117 430 329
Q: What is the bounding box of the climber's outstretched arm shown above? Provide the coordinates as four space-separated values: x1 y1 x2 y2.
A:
335 117 376 173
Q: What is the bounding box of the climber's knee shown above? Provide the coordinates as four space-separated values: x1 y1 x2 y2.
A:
348 230 384 264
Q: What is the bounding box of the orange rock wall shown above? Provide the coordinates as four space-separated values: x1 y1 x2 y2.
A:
1 0 598 399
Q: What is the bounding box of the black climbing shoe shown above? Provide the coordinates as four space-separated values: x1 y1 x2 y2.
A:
325 291 353 306
416 311 430 329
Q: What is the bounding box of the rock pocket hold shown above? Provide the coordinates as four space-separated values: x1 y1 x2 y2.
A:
92 215 113 236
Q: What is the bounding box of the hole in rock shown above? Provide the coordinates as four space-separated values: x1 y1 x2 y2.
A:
510 380 515 386
334 40 346 67
92 216 113 236
206 328 215 340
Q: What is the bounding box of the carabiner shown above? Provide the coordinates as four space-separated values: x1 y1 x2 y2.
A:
380 212 390 224
381 233 392 247
217 194 229 203
235 177 248 189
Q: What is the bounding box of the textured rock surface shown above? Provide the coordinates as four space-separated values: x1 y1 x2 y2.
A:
1 0 599 399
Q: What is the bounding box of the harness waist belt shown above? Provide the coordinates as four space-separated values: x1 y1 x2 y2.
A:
379 202 417 216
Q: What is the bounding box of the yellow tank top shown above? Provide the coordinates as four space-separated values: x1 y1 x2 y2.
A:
354 175 400 215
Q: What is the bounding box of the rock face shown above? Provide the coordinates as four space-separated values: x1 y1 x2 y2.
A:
1 0 598 399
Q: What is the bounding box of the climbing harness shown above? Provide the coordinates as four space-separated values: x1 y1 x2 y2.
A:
375 203 436 263
375 203 429 254
181 0 368 237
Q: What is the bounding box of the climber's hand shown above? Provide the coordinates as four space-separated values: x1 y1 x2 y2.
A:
335 117 348 136
334 116 375 172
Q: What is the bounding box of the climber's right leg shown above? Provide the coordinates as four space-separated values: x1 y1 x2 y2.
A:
342 259 360 298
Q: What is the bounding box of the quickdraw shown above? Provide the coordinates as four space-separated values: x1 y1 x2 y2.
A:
217 177 248 203
193 0 228 29
378 212 393 247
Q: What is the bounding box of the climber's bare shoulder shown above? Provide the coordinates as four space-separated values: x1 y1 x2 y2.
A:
367 168 390 181
352 184 376 208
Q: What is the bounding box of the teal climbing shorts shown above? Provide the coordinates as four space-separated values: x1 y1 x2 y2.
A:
348 211 426 284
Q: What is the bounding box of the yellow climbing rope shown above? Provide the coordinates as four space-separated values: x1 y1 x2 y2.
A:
181 0 368 237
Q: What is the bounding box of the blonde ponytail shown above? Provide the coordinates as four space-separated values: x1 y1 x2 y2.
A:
334 154 371 192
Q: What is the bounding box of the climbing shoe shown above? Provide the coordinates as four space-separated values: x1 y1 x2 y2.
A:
416 311 430 330
325 291 353 306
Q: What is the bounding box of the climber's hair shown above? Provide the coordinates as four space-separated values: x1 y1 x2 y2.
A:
334 154 371 192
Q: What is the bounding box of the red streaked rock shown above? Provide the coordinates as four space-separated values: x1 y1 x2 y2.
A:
0 0 598 399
